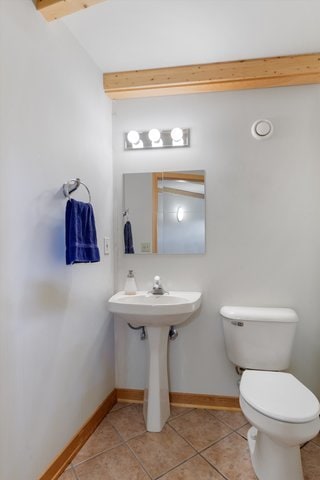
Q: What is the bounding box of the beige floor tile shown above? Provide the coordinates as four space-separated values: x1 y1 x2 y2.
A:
110 402 132 412
73 417 123 465
202 432 256 480
75 444 150 480
236 423 251 439
311 431 320 447
168 406 193 421
128 424 195 479
107 403 146 440
210 410 248 430
302 441 320 480
169 409 232 451
159 455 225 480
58 469 77 480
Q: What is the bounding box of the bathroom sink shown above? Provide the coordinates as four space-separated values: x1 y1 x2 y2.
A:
108 291 201 326
108 289 201 433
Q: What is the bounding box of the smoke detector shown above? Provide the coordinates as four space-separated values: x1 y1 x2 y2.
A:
251 119 273 140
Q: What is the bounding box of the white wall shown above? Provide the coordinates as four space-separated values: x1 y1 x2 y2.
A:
113 85 320 400
0 2 114 479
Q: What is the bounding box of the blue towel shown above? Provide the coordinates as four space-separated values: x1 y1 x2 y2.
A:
65 199 100 265
124 220 134 254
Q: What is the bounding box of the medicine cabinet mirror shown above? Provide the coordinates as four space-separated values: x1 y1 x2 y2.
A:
123 170 205 254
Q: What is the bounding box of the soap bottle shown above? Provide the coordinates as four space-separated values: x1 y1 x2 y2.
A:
124 270 137 295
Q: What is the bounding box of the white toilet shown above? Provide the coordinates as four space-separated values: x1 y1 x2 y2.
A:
220 306 320 480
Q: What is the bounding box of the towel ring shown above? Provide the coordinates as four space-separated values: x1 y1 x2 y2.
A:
63 178 92 203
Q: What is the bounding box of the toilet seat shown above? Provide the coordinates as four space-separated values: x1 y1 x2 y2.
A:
240 370 320 423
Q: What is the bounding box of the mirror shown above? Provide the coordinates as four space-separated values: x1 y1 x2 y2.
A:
123 170 205 254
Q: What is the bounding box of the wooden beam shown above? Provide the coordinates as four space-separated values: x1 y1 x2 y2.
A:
36 0 107 21
104 53 320 99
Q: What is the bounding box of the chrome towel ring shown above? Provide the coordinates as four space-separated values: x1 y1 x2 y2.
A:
63 178 92 203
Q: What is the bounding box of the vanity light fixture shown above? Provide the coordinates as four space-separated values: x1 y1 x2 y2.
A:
148 128 163 148
127 130 140 144
124 128 190 150
171 127 184 146
148 128 161 142
171 127 183 141
127 130 143 149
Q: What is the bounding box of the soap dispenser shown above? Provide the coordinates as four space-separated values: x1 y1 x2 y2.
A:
124 270 137 295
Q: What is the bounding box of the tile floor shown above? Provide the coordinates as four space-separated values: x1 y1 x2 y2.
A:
59 402 320 480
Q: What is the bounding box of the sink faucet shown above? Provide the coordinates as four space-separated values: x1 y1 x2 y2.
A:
151 275 167 295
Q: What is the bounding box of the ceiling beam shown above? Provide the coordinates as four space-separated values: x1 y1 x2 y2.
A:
103 53 320 99
36 0 107 21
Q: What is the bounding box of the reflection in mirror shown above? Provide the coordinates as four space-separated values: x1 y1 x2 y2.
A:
123 171 205 254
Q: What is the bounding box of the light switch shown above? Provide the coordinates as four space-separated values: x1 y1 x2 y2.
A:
104 237 110 255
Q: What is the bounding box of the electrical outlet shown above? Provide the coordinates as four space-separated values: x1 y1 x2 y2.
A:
104 237 110 255
141 242 151 253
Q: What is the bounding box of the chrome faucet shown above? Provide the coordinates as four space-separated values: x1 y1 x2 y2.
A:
151 275 167 295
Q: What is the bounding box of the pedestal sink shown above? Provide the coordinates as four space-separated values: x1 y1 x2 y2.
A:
108 291 202 432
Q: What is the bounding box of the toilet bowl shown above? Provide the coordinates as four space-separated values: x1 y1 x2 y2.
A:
220 306 320 479
240 370 320 480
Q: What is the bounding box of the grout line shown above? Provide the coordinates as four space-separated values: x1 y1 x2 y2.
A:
71 465 79 480
70 410 253 480
104 423 127 442
234 431 248 441
165 422 197 452
125 430 148 441
168 407 195 422
64 406 317 480
72 439 125 468
126 423 197 480
108 403 135 417
205 409 248 432
198 431 236 454
236 429 248 440
110 401 134 412
71 417 126 467
113 425 147 443
125 441 153 479
200 454 229 480
168 415 234 455
107 405 147 442
199 452 231 480
154 452 199 479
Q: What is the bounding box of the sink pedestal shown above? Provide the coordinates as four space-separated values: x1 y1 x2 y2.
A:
143 325 170 432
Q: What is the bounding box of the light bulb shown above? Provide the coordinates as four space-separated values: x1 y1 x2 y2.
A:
171 127 183 142
127 130 140 145
148 128 161 142
177 207 184 222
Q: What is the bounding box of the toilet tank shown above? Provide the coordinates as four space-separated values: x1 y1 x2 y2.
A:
220 306 299 371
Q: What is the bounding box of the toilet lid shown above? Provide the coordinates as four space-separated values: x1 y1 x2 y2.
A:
240 371 320 423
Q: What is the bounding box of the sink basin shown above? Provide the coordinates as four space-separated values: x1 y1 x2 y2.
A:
108 289 202 433
108 291 202 326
